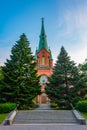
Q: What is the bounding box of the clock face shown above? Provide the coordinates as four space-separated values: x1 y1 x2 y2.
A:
40 75 47 83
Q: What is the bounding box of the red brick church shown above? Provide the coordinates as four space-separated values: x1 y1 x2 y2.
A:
35 18 53 104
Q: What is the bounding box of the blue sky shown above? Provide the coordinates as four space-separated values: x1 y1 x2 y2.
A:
0 0 87 65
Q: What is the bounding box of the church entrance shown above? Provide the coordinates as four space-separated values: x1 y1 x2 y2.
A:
38 93 49 104
41 93 47 104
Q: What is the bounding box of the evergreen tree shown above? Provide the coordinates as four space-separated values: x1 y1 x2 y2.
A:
0 66 4 80
77 60 87 99
0 34 41 107
46 46 79 109
0 66 4 102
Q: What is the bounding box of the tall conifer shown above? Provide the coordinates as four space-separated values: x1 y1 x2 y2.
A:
77 60 87 99
1 34 41 107
46 46 79 109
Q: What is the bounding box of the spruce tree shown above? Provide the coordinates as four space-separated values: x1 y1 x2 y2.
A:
77 60 87 99
46 46 79 109
0 66 4 80
0 34 41 107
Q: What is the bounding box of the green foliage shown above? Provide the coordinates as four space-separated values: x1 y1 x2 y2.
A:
77 60 87 99
0 113 8 124
0 103 16 113
19 102 39 110
76 100 87 112
50 102 58 109
46 46 79 109
80 59 87 72
0 33 41 108
81 112 87 119
0 66 4 80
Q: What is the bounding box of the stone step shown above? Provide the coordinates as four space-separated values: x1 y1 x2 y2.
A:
13 110 79 124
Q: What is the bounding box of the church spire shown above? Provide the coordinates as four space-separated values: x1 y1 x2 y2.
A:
37 18 49 52
41 18 46 36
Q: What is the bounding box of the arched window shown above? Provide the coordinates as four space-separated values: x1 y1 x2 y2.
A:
42 57 45 65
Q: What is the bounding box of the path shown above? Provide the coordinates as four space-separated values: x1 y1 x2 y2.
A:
0 124 87 130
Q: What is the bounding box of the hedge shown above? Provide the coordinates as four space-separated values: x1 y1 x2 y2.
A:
76 100 87 112
0 103 16 113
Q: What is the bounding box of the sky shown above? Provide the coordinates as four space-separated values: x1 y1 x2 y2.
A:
0 0 87 66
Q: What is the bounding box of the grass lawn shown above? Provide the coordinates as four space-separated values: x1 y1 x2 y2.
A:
0 113 8 124
81 112 87 119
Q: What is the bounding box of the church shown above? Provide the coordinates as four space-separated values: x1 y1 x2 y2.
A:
35 18 53 104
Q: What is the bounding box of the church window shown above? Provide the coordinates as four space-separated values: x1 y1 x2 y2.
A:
42 57 45 65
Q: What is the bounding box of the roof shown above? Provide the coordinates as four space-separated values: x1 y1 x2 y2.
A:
35 18 53 60
37 18 49 52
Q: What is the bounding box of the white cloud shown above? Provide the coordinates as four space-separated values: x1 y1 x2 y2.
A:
0 47 11 66
56 3 87 64
68 43 87 64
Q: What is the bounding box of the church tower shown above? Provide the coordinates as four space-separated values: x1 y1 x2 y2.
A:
35 18 53 104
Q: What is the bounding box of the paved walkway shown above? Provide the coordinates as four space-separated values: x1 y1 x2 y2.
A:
0 124 87 130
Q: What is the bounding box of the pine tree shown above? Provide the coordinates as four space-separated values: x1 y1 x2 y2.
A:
0 34 41 107
46 46 79 109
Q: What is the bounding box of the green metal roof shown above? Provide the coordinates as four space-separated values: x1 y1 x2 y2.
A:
37 18 49 52
35 18 53 60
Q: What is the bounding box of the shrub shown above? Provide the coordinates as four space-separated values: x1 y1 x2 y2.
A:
50 102 58 109
19 102 39 110
57 100 71 110
0 103 16 113
76 100 87 112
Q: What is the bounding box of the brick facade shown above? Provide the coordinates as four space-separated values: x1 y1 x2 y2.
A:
35 18 53 104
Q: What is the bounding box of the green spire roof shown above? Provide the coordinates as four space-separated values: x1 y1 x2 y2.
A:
35 18 53 60
37 18 49 52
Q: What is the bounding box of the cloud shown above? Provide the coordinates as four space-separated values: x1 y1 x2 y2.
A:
56 2 87 64
68 43 87 64
0 47 11 66
64 2 87 30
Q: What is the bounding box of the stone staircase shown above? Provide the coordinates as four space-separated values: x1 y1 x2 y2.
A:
13 110 78 124
13 104 79 124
